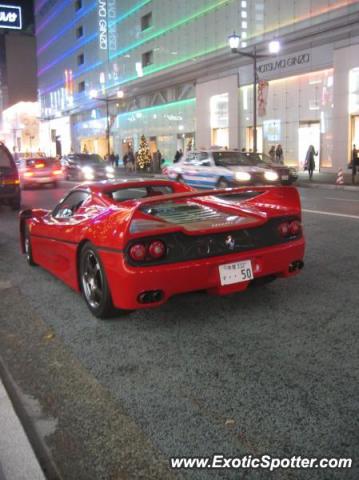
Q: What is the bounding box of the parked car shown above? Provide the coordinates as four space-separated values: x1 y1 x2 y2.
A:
20 179 305 318
0 141 21 210
167 149 282 188
18 157 63 189
245 152 298 185
62 153 115 181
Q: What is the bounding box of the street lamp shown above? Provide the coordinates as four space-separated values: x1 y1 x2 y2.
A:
89 89 124 158
228 32 281 152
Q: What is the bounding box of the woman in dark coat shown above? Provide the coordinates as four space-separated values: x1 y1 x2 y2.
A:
304 145 317 180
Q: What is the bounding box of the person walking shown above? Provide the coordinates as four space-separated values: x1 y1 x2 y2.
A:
109 151 115 166
275 144 284 164
304 145 317 180
351 144 358 185
268 145 276 163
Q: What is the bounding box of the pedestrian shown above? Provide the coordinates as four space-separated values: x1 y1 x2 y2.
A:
114 153 119 168
351 144 358 185
153 149 162 173
109 151 115 166
127 148 135 172
174 149 183 163
268 145 276 162
275 144 284 164
304 145 317 180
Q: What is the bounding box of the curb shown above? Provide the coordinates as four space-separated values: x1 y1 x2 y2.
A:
0 355 63 480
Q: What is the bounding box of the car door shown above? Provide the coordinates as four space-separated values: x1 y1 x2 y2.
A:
181 153 198 186
191 152 216 188
31 190 91 284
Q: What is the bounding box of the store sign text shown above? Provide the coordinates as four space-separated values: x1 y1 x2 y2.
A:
98 0 108 50
257 53 310 74
0 5 22 29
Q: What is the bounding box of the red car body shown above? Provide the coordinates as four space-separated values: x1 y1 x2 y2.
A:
20 179 305 317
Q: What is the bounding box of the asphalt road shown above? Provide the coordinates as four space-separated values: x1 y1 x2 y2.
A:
0 182 358 480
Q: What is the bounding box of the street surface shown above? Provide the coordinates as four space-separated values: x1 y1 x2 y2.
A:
0 181 358 479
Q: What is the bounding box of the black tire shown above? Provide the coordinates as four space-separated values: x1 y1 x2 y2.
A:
216 177 230 188
24 226 37 266
79 243 114 318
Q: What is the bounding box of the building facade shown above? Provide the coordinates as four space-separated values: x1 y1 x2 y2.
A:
35 0 359 170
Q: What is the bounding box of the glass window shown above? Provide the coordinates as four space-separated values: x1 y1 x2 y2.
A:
0 148 12 168
213 151 251 166
141 12 152 31
77 53 85 66
53 191 90 218
75 0 82 11
76 25 83 38
142 50 153 67
109 185 174 202
78 81 85 93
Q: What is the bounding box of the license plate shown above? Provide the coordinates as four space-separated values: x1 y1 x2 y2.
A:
219 260 253 286
281 175 289 180
37 177 52 183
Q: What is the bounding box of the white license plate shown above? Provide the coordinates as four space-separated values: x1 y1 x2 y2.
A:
37 177 52 183
219 260 253 286
281 175 289 180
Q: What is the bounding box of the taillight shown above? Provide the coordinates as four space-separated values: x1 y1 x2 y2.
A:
148 240 166 259
129 243 146 261
278 222 290 237
128 240 167 262
289 220 301 236
278 220 302 238
52 169 62 175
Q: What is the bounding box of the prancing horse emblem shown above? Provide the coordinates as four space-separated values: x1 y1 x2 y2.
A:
225 235 235 250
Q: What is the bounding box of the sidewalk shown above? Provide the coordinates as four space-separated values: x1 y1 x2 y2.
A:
294 172 359 191
0 379 45 480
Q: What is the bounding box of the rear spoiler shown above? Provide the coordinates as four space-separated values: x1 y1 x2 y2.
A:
122 185 301 241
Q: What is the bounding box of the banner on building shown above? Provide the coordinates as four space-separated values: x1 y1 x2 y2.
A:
258 80 269 117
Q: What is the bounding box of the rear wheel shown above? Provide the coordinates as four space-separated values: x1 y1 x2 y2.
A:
79 243 114 318
216 177 230 188
24 226 37 266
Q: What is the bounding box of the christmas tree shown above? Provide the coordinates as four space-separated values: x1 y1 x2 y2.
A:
137 135 152 170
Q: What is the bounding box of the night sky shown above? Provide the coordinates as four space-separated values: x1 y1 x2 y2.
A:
1 0 34 30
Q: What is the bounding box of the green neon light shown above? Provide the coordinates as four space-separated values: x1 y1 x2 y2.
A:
118 98 195 118
110 43 227 91
109 0 151 29
110 0 232 61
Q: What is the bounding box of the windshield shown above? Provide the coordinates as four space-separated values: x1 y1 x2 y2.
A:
108 185 174 202
68 154 103 164
213 152 252 167
25 158 58 168
246 153 273 166
0 148 13 169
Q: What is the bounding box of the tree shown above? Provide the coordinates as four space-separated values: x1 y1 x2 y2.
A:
137 135 152 170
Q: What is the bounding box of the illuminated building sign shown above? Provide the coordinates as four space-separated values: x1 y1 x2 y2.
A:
98 0 108 50
0 4 22 29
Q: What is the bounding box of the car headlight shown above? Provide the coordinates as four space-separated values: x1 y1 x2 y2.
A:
106 166 114 173
234 171 251 181
81 166 94 180
264 170 279 181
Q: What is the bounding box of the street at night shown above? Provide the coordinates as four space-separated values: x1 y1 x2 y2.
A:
0 182 358 479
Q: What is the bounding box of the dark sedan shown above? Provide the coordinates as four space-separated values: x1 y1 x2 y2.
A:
62 154 115 181
247 153 298 185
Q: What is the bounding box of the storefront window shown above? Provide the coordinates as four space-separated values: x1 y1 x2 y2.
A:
210 93 229 148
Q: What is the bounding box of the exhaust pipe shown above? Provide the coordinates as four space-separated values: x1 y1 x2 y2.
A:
288 260 304 273
138 290 164 304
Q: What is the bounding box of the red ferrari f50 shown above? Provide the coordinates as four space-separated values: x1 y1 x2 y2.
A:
20 179 305 318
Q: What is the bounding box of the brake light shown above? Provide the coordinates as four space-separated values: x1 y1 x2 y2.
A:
278 220 302 238
289 220 301 236
148 240 166 259
23 171 34 177
278 222 290 237
129 243 146 261
52 169 62 175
